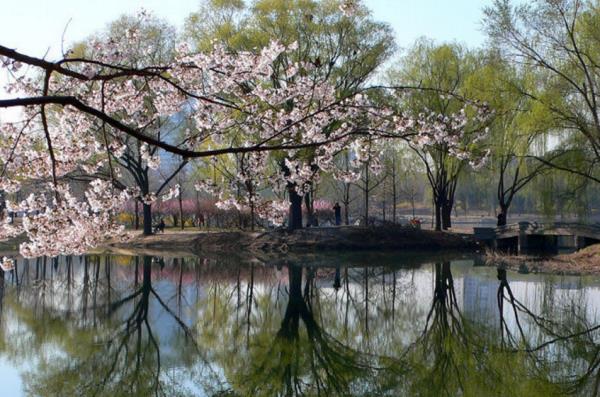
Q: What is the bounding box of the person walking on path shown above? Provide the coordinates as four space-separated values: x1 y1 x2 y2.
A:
333 202 341 226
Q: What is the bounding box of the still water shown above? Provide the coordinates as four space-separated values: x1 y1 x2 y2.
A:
0 252 599 396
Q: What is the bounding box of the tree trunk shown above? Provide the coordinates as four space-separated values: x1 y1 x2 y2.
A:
134 200 139 230
435 201 442 232
497 204 508 227
343 184 351 225
143 203 152 235
392 161 397 224
179 193 184 230
382 176 386 223
304 192 314 227
442 200 453 230
364 165 370 226
237 185 243 229
364 191 369 226
288 185 303 231
343 202 350 225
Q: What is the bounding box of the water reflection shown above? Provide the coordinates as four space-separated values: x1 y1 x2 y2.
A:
0 253 599 396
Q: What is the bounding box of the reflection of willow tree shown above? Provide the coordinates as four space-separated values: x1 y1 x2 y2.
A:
9 256 215 397
423 262 462 337
496 267 562 348
92 257 164 395
400 262 563 397
238 264 387 396
561 324 600 397
407 262 487 396
496 268 600 397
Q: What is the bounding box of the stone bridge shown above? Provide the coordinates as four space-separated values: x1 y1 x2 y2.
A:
474 222 600 254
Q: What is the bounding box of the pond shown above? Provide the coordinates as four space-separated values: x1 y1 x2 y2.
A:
0 251 599 396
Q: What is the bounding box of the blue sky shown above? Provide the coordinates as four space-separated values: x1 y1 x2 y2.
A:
0 0 492 121
369 0 492 50
0 0 492 59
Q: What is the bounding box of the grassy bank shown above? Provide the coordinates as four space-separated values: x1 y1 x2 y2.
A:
486 244 600 275
103 225 478 256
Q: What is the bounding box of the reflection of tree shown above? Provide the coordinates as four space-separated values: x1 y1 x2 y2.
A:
98 256 163 394
423 262 462 337
9 255 217 397
5 254 600 396
496 267 561 348
495 268 600 397
238 264 386 396
400 262 566 397
408 262 479 395
475 266 600 397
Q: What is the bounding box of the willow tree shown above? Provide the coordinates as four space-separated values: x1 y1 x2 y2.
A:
465 54 550 226
484 0 600 187
388 40 490 230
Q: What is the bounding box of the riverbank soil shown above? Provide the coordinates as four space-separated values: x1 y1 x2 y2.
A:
487 243 600 275
103 225 478 255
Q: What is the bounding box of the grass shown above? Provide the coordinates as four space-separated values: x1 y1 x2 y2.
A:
486 244 600 275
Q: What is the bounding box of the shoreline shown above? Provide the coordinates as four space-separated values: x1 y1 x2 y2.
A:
6 225 598 275
102 225 479 255
485 244 600 276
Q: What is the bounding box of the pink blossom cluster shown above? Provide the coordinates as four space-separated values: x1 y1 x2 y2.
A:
0 9 492 255
3 180 130 257
255 200 290 226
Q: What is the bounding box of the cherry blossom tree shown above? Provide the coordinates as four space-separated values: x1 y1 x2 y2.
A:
70 14 192 235
185 0 396 230
0 9 384 256
0 6 490 258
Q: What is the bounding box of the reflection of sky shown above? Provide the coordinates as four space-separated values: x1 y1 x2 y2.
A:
462 274 500 327
150 278 204 361
0 359 23 396
2 254 600 395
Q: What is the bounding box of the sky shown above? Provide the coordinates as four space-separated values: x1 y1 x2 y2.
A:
0 0 493 120
0 0 492 59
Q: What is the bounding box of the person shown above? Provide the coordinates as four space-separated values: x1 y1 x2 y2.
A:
333 202 341 226
333 266 341 291
410 217 421 229
153 218 165 233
